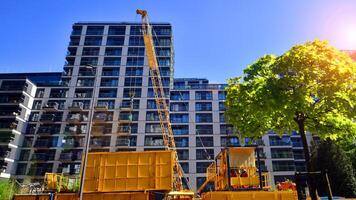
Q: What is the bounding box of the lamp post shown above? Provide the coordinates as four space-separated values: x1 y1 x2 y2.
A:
78 64 96 200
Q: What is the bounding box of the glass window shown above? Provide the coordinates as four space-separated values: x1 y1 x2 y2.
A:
196 162 213 173
76 78 94 87
148 77 170 87
78 67 96 76
180 162 189 173
170 91 189 100
124 77 142 86
108 26 126 35
157 58 170 66
69 36 80 46
195 102 212 111
80 57 98 65
154 37 171 46
170 102 188 112
221 137 240 147
219 113 225 122
196 149 214 160
125 67 143 76
126 57 144 66
106 36 124 46
155 48 171 56
175 137 189 147
103 57 121 65
196 125 213 135
97 100 115 109
196 113 212 123
71 26 82 35
145 136 163 146
219 102 225 111
159 67 171 76
196 91 212 100
102 67 119 76
295 162 306 172
147 88 170 98
105 47 122 56
121 99 140 109
146 111 160 121
291 137 303 147
128 47 145 56
84 36 102 46
99 89 117 98
177 149 189 160
67 47 77 56
170 114 189 123
130 26 142 35
100 78 118 87
129 36 144 46
272 161 295 171
74 88 92 98
152 26 171 35
293 149 305 160
218 91 226 100
172 125 189 135
82 47 99 56
50 88 68 98
269 136 291 146
123 88 141 98
271 148 293 158
196 137 214 147
145 123 161 133
86 26 104 35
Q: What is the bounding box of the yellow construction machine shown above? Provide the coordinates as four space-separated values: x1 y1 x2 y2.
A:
197 146 298 200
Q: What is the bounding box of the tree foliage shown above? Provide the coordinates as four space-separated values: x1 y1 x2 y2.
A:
311 139 356 197
0 131 15 170
225 40 356 140
0 180 17 200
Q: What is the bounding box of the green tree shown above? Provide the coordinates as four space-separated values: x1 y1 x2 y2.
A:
225 40 356 200
0 131 14 170
0 179 17 200
311 139 356 197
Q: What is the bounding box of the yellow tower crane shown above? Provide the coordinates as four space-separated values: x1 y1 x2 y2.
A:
136 9 184 192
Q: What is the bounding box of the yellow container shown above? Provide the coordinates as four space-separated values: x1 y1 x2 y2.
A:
55 193 78 200
82 192 151 200
84 150 174 192
14 194 50 200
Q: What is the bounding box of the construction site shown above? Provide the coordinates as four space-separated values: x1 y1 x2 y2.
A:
0 4 356 200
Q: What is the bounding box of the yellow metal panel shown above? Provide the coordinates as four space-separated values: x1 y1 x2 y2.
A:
202 191 297 200
84 150 174 192
14 194 50 200
54 193 78 200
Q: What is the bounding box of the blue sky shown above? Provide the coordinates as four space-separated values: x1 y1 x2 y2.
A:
0 0 355 83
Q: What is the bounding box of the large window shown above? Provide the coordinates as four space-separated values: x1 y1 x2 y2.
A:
269 136 291 146
102 68 119 76
146 111 160 121
128 47 145 56
220 125 234 135
196 137 214 147
126 57 144 66
99 89 117 98
175 137 189 147
100 78 118 87
125 67 143 76
172 125 189 135
170 114 189 123
170 91 189 100
82 47 99 56
108 26 126 35
103 57 121 66
196 125 213 135
154 37 171 46
221 137 240 147
80 57 98 65
130 26 142 35
271 148 293 159
123 88 141 98
196 162 213 173
196 113 212 123
105 47 122 56
69 36 80 46
195 91 212 100
272 161 295 171
195 102 212 111
177 149 189 160
84 36 102 46
218 91 226 100
86 26 104 35
152 26 171 35
145 123 161 133
71 26 82 35
129 36 144 46
106 36 124 46
124 77 142 86
196 149 214 160
170 102 188 112
155 48 171 56
157 58 170 66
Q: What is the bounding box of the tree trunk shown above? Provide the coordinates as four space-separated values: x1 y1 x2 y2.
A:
296 115 318 200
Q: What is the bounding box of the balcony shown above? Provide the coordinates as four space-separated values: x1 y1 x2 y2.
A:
59 152 73 161
93 113 113 123
64 126 85 135
40 114 62 123
31 153 53 161
62 138 84 148
119 102 133 111
94 103 109 111
68 102 84 111
117 126 131 136
42 102 59 112
67 114 87 124
90 138 110 147
116 138 130 147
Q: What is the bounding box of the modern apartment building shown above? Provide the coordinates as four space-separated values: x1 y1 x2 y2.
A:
0 22 330 191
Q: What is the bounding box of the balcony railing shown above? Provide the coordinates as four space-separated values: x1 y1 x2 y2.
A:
68 102 84 111
42 102 59 111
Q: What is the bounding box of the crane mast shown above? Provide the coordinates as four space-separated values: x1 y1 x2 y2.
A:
136 9 183 191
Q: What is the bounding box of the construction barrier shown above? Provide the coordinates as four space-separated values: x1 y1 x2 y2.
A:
201 191 298 200
84 150 174 192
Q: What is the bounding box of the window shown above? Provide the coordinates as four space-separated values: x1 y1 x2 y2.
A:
175 137 189 147
105 47 122 56
82 47 99 56
195 102 212 111
106 36 124 46
126 57 144 66
220 125 233 135
74 89 92 98
146 111 160 121
219 102 225 111
99 89 117 98
86 26 104 35
125 67 143 76
97 100 115 109
271 148 293 158
196 149 214 160
108 26 126 35
128 47 145 56
123 88 141 98
147 88 170 98
219 113 225 122
180 162 189 173
32 100 42 110
119 111 138 121
172 125 189 135
80 57 98 65
196 113 212 123
46 100 65 110
295 162 306 172
145 123 161 133
35 89 45 98
170 114 189 123
145 136 163 146
170 91 189 100
159 67 171 76
196 177 214 192
196 91 212 100
196 137 214 147
269 136 291 146
157 58 170 66
149 77 170 87
177 149 189 160
102 68 119 76
84 36 102 46
124 77 142 86
293 149 305 160
50 88 68 98
272 161 295 171
155 48 171 56
221 137 240 147
103 57 121 65
146 100 157 109
291 137 303 147
154 37 171 46
130 26 142 35
152 26 171 35
196 125 213 135
218 91 226 100
77 78 94 87
67 47 77 56
170 102 188 112
129 36 144 46
65 57 75 65
196 162 213 173
71 26 82 35
100 78 118 87
72 100 90 109
69 36 80 46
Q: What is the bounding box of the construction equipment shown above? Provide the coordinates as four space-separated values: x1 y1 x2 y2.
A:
198 146 298 200
136 9 184 192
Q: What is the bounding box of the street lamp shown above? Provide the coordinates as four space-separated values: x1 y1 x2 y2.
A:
78 64 96 200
